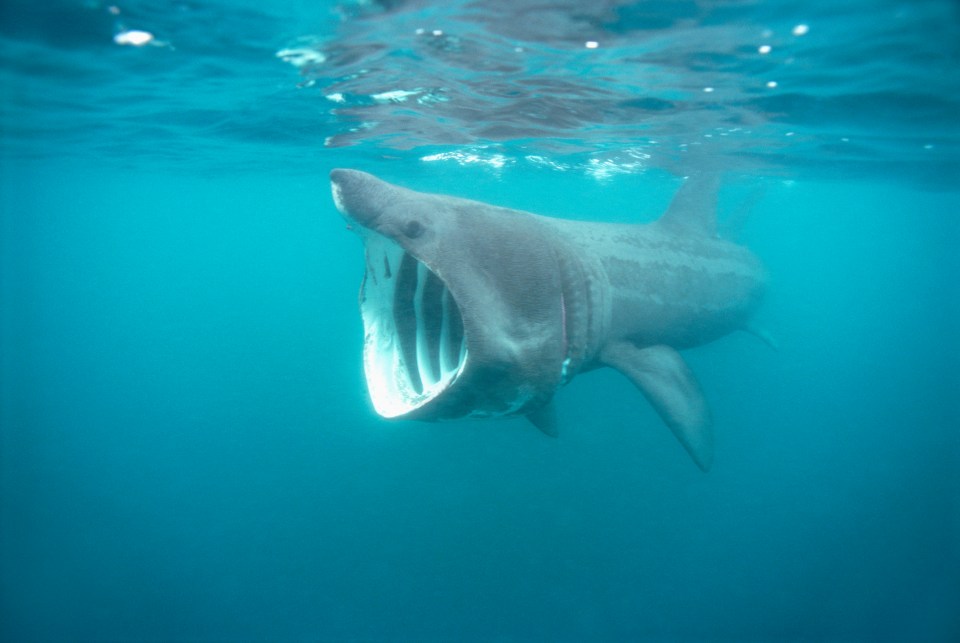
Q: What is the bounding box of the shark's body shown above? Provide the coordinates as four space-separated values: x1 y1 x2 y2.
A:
330 169 766 470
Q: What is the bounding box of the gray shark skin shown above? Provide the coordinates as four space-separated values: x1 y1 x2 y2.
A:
330 169 767 471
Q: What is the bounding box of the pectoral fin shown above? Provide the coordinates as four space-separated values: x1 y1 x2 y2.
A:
744 323 779 350
527 402 558 437
600 342 713 471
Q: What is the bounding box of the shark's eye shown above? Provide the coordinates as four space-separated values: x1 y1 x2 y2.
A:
403 219 424 238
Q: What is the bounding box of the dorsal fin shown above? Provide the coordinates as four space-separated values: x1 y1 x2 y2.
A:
657 173 720 238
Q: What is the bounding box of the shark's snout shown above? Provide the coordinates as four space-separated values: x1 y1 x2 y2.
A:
329 168 364 195
330 169 391 229
330 169 358 220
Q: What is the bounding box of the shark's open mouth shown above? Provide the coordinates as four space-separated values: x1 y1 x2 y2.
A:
358 232 468 417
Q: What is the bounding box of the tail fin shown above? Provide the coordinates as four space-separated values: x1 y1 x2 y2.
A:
721 184 767 241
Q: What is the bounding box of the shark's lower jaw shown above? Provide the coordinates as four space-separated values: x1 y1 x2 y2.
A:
358 231 468 418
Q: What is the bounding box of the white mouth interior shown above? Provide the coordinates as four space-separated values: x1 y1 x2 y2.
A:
359 232 468 417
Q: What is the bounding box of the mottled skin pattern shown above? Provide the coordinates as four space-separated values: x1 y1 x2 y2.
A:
331 169 767 470
547 218 766 354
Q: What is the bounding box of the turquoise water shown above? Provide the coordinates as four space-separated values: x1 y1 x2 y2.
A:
2 1 959 641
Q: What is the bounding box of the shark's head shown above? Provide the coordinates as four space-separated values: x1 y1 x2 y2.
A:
330 169 572 423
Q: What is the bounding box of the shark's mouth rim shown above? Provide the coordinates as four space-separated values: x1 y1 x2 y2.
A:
356 229 469 418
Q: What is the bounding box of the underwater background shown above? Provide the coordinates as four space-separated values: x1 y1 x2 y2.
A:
2 1 958 641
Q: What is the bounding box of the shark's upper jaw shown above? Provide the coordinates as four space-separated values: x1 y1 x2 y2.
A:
333 184 469 418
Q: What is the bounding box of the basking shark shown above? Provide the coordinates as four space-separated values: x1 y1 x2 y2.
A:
330 169 767 471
